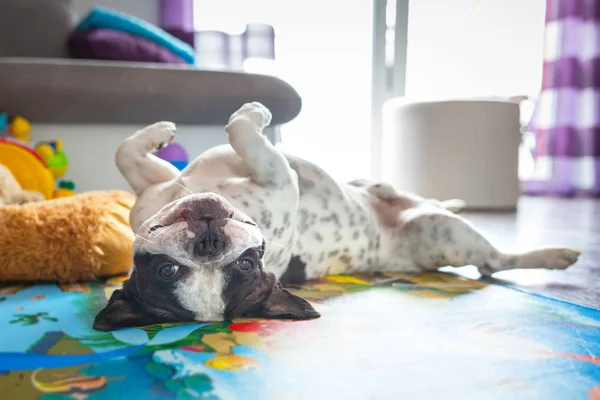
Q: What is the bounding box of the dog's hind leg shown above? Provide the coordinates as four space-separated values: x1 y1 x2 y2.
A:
401 209 580 277
225 102 297 191
348 179 466 214
116 122 180 195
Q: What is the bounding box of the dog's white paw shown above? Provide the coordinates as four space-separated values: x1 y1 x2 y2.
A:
136 121 176 150
544 248 581 270
479 247 580 278
523 248 581 270
227 102 272 131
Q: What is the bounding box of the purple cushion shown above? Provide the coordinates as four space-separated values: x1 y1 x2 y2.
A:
67 29 186 64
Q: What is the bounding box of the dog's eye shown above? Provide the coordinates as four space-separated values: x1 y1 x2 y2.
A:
236 258 254 271
149 224 164 233
243 221 257 227
158 264 179 278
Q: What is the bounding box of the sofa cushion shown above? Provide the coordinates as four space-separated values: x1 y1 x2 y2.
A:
0 0 76 58
68 29 186 64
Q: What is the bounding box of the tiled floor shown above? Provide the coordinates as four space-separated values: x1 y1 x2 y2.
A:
446 196 600 309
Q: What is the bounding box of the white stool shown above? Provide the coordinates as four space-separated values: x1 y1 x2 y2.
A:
381 98 521 210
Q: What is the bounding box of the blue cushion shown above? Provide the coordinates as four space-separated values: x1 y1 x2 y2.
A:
76 6 195 64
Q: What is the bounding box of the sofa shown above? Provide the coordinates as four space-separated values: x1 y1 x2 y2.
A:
0 0 302 127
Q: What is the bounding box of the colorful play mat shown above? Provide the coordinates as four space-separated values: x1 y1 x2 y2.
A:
1 271 599 399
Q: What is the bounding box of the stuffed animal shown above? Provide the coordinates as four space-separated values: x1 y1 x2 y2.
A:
0 182 136 282
0 164 45 205
0 190 135 282
0 150 135 282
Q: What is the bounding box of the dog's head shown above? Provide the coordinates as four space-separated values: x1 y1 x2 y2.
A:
94 193 319 331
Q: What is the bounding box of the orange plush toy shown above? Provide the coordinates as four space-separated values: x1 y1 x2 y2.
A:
0 188 136 283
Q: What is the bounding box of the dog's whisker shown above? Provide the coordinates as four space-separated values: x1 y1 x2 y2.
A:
265 241 286 250
138 220 154 230
133 233 149 241
133 234 157 244
135 235 154 244
200 186 222 196
149 233 169 242
136 221 170 240
173 181 194 195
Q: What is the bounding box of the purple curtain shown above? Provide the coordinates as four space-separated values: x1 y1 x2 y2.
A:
524 0 600 196
159 0 195 48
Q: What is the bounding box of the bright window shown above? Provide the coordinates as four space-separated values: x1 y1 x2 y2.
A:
403 0 547 99
193 0 374 181
193 0 546 181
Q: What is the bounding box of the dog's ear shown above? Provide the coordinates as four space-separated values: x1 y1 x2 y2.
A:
248 283 320 320
93 288 158 331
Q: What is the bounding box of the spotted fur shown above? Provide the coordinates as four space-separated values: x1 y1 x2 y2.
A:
94 102 581 332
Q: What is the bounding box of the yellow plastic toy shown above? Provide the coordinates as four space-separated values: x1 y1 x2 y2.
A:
54 181 76 198
34 140 69 179
0 138 56 200
7 116 31 142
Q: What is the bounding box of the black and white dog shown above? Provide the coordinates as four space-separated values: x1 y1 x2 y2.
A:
94 102 580 331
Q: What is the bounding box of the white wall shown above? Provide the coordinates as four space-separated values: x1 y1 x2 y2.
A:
71 0 158 23
32 125 231 193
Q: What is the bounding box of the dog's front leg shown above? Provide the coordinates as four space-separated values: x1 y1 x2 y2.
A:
225 102 297 190
116 122 181 194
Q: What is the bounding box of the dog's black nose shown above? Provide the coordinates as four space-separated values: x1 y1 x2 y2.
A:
194 226 224 257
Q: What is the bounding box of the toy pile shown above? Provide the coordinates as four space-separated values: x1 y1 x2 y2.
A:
0 111 75 204
0 112 136 282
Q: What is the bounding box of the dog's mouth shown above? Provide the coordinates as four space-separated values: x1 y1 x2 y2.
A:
136 193 263 266
152 217 230 259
